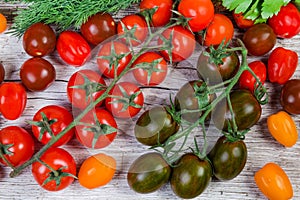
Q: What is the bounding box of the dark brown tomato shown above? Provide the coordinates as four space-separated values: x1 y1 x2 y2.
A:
212 89 261 131
20 57 56 91
134 106 179 146
242 23 276 56
127 152 171 194
174 80 215 122
80 12 117 46
197 49 240 85
208 136 247 181
280 79 300 114
170 153 212 199
0 63 5 84
23 22 56 57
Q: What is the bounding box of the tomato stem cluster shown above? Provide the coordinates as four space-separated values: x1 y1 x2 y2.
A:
156 40 268 162
7 20 180 177
6 17 268 179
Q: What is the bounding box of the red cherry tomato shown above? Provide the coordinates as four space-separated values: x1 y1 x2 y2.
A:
268 3 300 38
117 14 148 46
0 126 34 167
20 57 56 91
140 0 173 27
178 0 214 32
158 25 196 62
0 82 27 120
23 22 56 57
204 14 234 46
56 31 91 67
239 61 267 92
105 82 144 118
97 41 132 78
132 52 168 86
80 12 117 45
232 12 254 29
67 70 106 109
75 108 118 149
32 147 76 191
268 47 298 85
32 105 74 147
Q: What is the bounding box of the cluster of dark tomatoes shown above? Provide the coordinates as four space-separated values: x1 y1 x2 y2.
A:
0 0 299 199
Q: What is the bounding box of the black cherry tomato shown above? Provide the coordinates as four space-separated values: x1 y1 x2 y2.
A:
20 57 56 91
80 12 117 45
23 22 56 57
280 79 300 114
242 23 276 56
208 136 247 181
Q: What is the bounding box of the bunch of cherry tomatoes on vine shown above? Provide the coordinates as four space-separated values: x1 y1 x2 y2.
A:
0 0 300 199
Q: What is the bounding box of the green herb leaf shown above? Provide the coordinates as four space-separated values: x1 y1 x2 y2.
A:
221 0 291 23
261 0 290 19
7 0 141 37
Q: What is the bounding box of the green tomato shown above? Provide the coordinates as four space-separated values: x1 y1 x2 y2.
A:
170 153 212 199
212 89 261 131
208 136 247 181
134 106 179 146
174 80 215 123
127 152 171 194
197 49 240 85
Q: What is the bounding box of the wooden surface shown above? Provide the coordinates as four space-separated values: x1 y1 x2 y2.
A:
0 1 300 200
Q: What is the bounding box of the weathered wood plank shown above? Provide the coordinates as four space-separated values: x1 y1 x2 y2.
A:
0 1 300 200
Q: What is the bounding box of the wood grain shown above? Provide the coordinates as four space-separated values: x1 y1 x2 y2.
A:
1 2 300 200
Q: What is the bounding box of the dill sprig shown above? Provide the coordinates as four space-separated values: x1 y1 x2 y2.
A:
6 0 141 37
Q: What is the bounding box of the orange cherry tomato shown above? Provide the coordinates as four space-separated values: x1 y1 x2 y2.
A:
0 13 7 33
78 153 116 189
267 111 298 147
255 162 293 200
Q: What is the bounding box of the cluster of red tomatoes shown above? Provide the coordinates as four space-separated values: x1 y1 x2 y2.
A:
0 0 300 199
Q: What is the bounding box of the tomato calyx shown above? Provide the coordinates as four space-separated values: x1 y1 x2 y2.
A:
158 30 175 63
132 58 165 85
41 164 77 189
0 143 15 167
28 112 57 141
203 42 232 66
69 73 107 103
0 143 14 156
98 43 131 77
140 7 159 26
108 85 143 112
118 22 142 45
193 81 212 110
222 129 249 143
78 113 118 149
170 10 192 32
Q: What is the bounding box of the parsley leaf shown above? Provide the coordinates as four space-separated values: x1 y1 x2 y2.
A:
261 0 290 19
221 0 292 23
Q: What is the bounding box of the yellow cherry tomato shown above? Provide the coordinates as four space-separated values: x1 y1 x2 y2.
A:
267 111 298 147
78 153 116 189
255 162 293 200
0 13 7 33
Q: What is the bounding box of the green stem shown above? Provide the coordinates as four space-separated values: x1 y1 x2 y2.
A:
37 159 59 177
0 150 15 169
226 94 238 133
200 123 208 157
